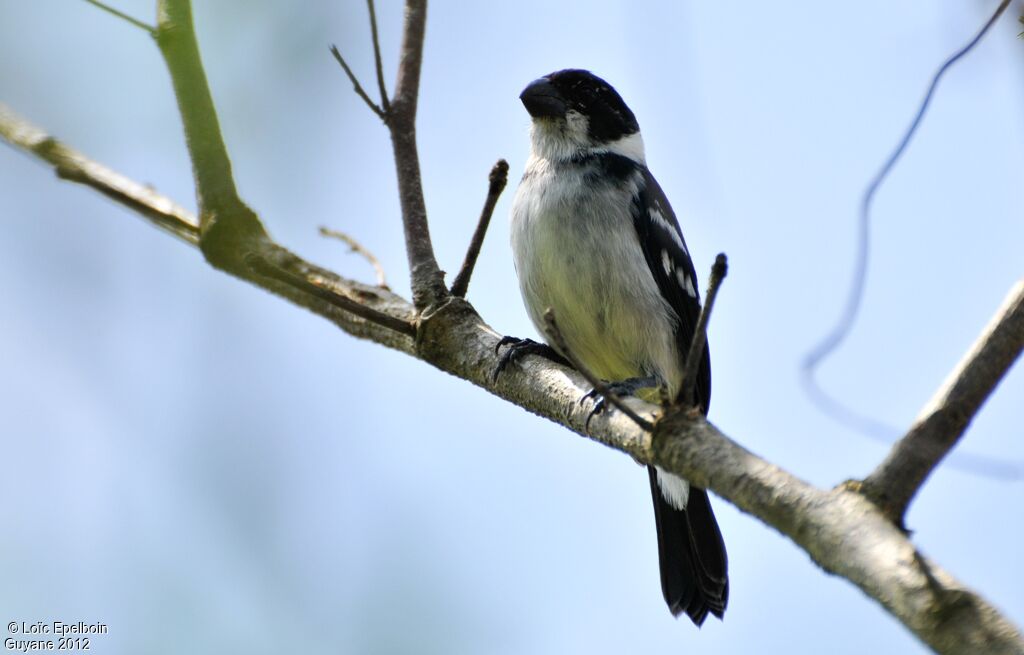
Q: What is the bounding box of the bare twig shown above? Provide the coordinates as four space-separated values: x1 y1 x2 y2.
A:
677 254 728 408
329 44 387 120
82 0 156 33
319 226 389 288
801 0 1012 430
0 103 198 245
450 159 509 298
366 0 391 114
246 254 415 337
542 310 654 432
861 280 1024 526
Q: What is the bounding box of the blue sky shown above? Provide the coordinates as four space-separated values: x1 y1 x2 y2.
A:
1 2 1022 653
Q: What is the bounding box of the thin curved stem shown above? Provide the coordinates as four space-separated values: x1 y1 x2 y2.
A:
802 0 1013 431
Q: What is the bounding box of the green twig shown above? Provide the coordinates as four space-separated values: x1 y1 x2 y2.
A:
83 0 156 34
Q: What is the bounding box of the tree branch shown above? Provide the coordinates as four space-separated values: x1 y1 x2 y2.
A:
861 280 1024 526
246 253 414 337
82 0 156 33
677 253 727 407
450 159 508 298
0 103 198 245
0 104 415 353
366 0 391 115
329 44 387 120
331 0 444 308
155 0 268 269
386 0 447 309
319 226 389 288
653 406 1023 655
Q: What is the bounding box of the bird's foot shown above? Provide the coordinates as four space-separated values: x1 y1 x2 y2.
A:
493 336 568 382
581 376 658 429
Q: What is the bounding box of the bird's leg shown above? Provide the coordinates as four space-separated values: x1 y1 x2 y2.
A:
493 336 569 382
581 375 659 428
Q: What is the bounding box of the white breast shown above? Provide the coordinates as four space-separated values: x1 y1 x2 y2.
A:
509 156 683 392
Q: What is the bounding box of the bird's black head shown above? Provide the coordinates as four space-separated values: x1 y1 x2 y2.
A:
520 69 639 145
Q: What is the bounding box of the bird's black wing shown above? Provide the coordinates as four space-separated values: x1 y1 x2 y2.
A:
631 165 727 624
630 167 711 412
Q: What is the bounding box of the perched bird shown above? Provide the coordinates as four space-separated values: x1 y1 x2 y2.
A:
505 69 728 625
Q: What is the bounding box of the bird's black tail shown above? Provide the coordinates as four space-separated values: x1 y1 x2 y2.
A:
647 466 729 625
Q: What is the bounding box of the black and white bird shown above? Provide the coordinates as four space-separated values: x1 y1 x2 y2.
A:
506 69 728 625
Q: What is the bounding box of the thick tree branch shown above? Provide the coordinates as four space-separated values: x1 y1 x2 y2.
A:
155 0 268 269
154 0 239 214
386 0 447 309
861 280 1024 526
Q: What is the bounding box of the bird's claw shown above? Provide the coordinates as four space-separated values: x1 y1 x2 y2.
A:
581 376 657 430
493 336 567 382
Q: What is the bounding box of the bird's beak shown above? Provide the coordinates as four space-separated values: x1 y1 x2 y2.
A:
520 78 567 119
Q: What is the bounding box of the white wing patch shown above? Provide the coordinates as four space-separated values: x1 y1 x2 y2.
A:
649 207 688 255
661 249 673 276
676 268 697 298
657 240 696 299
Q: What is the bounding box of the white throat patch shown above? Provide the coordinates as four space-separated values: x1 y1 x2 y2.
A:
529 114 646 164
